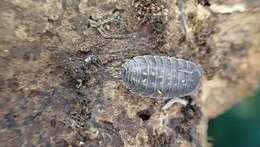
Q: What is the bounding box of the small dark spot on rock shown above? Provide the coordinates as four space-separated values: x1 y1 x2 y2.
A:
137 109 152 121
47 18 55 23
197 0 211 6
50 119 56 128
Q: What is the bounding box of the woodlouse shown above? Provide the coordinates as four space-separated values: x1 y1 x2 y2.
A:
121 55 202 110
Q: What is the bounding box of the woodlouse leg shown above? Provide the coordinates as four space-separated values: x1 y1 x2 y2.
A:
162 98 188 110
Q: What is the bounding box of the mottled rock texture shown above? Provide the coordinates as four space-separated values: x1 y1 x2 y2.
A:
0 0 259 146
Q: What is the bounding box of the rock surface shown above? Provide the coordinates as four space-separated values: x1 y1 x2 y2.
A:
0 0 259 146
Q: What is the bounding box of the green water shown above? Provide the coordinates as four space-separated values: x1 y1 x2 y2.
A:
208 88 260 147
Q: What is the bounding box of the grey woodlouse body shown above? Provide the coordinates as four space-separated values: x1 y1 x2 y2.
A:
121 55 202 99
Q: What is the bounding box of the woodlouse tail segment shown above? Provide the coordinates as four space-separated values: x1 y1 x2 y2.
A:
162 98 188 110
